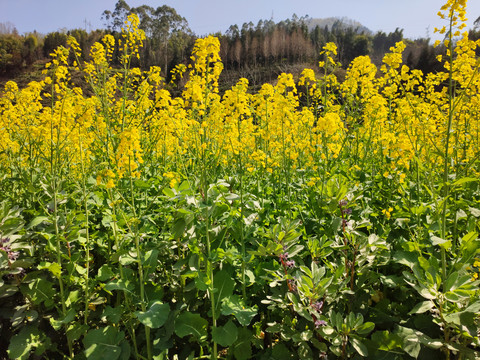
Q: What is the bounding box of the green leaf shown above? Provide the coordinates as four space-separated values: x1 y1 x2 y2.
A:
408 301 434 315
271 342 295 359
38 262 62 278
174 312 208 341
221 295 258 326
101 306 123 324
287 244 304 257
395 325 439 359
370 330 403 351
443 301 480 326
7 325 50 360
162 187 175 198
67 323 89 343
452 177 478 187
213 270 235 318
172 217 186 239
212 320 238 347
142 249 159 278
84 326 128 360
393 251 417 268
0 284 18 298
0 217 24 235
104 279 134 293
24 278 55 307
430 235 452 249
350 336 368 357
135 301 169 329
401 335 421 358
232 328 252 360
134 179 150 189
97 265 115 281
50 308 76 330
27 216 50 229
355 321 374 335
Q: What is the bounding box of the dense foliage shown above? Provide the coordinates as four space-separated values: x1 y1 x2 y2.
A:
1 1 480 359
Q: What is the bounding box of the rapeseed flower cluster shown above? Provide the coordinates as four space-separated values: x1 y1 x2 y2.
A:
1 3 479 193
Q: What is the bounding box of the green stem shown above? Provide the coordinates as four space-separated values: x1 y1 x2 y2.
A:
129 167 152 360
78 130 91 325
441 16 455 287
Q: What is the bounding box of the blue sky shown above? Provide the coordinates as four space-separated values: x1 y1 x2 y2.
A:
1 0 480 40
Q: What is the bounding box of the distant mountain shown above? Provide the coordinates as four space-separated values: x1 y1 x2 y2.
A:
305 17 372 35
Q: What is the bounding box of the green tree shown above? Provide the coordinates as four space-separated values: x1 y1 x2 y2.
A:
101 0 131 32
22 34 38 65
135 5 190 75
43 32 67 57
0 34 22 73
102 1 191 74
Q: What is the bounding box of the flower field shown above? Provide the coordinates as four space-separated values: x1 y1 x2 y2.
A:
1 1 480 359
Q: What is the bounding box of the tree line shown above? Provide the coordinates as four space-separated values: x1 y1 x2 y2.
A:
1 1 479 83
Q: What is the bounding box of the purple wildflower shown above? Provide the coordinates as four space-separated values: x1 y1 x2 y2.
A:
312 301 323 313
0 238 19 261
315 319 327 328
339 199 348 207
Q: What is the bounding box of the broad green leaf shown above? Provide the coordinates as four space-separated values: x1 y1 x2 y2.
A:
97 265 115 281
266 322 282 333
350 336 368 357
135 301 169 329
50 308 76 330
395 325 440 359
174 312 208 341
452 177 478 187
221 295 257 326
104 279 134 294
212 320 238 347
318 325 335 337
172 217 186 239
0 250 8 267
27 216 50 229
297 341 314 359
444 272 459 293
443 301 480 326
408 301 434 315
355 321 374 335
370 330 403 351
0 217 24 235
430 235 452 249
84 326 128 360
194 271 209 291
38 262 61 278
393 251 417 268
162 187 175 198
24 278 55 307
0 284 18 298
101 306 123 324
213 270 235 318
142 249 159 278
7 325 50 360
134 179 150 189
287 244 304 257
67 323 89 343
448 273 472 292
271 342 295 359
401 335 421 358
